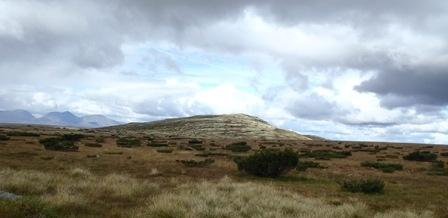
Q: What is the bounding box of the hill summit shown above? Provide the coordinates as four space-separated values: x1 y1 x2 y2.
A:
107 114 311 140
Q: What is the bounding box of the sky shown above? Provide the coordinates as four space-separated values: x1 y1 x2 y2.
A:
1 0 448 144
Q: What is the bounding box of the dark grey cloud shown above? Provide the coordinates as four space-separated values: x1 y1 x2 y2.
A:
1 0 446 81
357 62 448 108
287 94 346 120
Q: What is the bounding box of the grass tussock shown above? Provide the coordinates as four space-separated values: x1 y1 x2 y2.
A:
361 161 403 173
0 168 159 217
134 178 432 218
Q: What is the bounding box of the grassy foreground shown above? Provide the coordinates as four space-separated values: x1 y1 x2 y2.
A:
0 168 433 218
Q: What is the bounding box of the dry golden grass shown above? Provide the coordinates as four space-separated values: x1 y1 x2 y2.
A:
133 177 433 218
0 168 159 217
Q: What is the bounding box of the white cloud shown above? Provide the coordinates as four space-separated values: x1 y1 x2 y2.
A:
1 0 448 143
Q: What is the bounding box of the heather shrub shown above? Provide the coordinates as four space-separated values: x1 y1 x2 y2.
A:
39 137 78 152
116 137 141 147
341 178 384 194
234 149 298 177
156 148 174 153
299 150 351 160
0 134 10 141
6 131 40 137
427 160 448 176
225 142 251 152
84 142 102 147
61 133 85 141
403 151 437 162
177 158 214 167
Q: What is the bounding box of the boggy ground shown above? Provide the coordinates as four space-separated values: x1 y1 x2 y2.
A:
0 124 447 217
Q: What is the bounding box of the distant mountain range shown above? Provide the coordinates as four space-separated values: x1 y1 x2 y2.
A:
0 110 121 128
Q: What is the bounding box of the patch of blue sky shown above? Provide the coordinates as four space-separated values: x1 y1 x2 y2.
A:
121 41 286 94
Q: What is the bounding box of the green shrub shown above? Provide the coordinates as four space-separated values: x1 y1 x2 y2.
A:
116 137 141 147
234 149 298 177
361 161 403 173
296 161 324 171
103 151 123 155
188 139 202 144
148 141 168 147
39 137 79 152
427 160 448 176
225 142 251 152
61 133 85 141
6 131 40 137
84 142 102 148
177 158 215 167
0 134 10 141
156 148 174 153
403 151 437 162
341 178 384 194
299 150 351 159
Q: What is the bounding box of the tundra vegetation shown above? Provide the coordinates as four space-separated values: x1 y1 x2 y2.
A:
0 123 447 217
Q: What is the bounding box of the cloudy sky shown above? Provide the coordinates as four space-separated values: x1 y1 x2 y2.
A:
1 0 448 143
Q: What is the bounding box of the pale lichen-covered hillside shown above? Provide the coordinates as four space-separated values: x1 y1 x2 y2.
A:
104 114 311 140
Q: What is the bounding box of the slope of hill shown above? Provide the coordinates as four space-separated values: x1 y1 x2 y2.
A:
0 110 120 128
106 113 311 140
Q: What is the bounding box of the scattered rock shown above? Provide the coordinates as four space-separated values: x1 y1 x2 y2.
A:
0 191 21 200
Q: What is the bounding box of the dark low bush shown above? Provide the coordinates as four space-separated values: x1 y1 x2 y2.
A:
234 149 298 177
61 133 85 141
177 158 214 167
361 161 403 173
440 152 448 157
403 151 437 162
156 148 174 153
341 178 385 194
84 142 102 148
296 161 324 171
190 144 205 151
0 134 10 141
188 139 202 144
6 131 40 137
299 150 351 160
103 151 123 155
116 137 141 147
427 160 448 176
225 142 251 152
148 141 168 147
39 137 79 151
